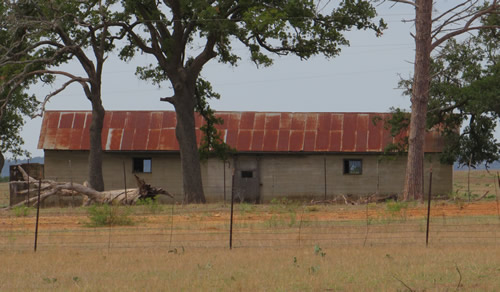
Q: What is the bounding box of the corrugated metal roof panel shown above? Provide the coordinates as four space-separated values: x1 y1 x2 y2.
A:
251 130 264 151
277 130 290 151
147 129 160 151
342 114 357 151
356 114 369 152
38 111 446 153
240 112 255 130
367 113 382 151
329 131 342 152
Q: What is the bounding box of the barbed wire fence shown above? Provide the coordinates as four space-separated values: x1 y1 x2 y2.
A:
1 201 499 252
1 166 499 252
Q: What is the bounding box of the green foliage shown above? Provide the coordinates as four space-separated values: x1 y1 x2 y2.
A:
136 196 163 214
309 265 320 274
372 109 410 155
42 277 57 284
0 85 38 158
428 31 500 167
195 78 235 161
314 244 326 257
238 202 254 214
390 16 500 168
117 0 385 202
264 214 282 228
0 5 40 159
385 200 408 221
120 0 386 67
385 200 408 213
288 211 297 227
119 0 386 160
12 205 31 217
86 204 134 227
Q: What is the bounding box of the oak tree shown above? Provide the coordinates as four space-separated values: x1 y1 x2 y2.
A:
1 0 125 191
116 0 386 203
0 1 40 171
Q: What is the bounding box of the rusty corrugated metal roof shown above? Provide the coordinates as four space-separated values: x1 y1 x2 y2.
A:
37 111 445 153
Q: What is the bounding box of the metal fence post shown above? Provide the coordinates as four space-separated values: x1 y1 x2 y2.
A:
496 172 500 221
223 160 226 204
26 159 30 205
69 160 74 207
34 179 41 252
426 167 433 247
229 168 235 250
323 156 327 201
123 161 127 203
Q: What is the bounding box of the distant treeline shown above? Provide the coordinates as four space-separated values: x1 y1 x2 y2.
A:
454 160 500 170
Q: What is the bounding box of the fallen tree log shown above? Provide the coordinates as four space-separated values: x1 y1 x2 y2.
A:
310 194 399 205
4 166 173 209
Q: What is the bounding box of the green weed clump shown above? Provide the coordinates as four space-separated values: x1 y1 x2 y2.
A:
238 202 254 214
385 200 409 221
136 196 163 214
12 205 32 217
86 204 134 227
385 200 407 212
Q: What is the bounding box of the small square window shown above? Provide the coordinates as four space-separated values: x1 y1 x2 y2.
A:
133 158 152 173
344 159 362 175
241 170 253 178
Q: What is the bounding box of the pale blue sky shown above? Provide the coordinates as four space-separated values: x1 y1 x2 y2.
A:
13 1 500 159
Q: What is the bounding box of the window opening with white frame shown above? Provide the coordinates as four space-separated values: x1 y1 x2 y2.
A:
133 158 152 173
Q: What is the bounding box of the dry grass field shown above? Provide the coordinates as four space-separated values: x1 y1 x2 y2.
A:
0 171 499 291
0 245 499 291
0 182 9 208
453 169 500 200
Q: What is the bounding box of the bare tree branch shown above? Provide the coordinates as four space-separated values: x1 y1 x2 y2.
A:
386 0 417 8
431 1 499 50
432 1 477 24
34 78 87 118
187 33 218 80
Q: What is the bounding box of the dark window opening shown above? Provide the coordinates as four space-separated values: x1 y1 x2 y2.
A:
343 159 362 175
241 170 253 178
133 158 152 173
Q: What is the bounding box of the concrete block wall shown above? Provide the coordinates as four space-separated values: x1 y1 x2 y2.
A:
44 150 452 203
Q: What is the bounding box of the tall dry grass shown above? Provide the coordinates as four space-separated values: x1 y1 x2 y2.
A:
0 182 9 207
0 245 499 291
0 171 499 290
453 170 500 200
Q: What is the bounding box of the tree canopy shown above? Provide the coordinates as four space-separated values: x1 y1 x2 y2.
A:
0 0 126 191
387 17 500 169
0 2 40 168
380 0 499 200
117 0 386 203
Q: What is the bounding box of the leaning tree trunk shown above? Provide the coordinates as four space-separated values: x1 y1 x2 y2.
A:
174 90 206 204
88 94 105 192
403 0 432 201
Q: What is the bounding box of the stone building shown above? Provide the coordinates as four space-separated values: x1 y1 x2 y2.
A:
37 110 452 202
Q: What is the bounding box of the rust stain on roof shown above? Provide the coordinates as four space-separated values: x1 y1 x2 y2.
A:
38 111 446 153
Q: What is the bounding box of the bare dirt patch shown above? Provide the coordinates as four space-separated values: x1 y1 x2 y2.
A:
1 200 498 231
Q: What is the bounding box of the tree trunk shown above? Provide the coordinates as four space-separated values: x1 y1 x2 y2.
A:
174 91 206 203
88 98 105 191
0 152 4 175
403 0 432 201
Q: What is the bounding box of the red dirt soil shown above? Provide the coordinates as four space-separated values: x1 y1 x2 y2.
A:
1 200 498 231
